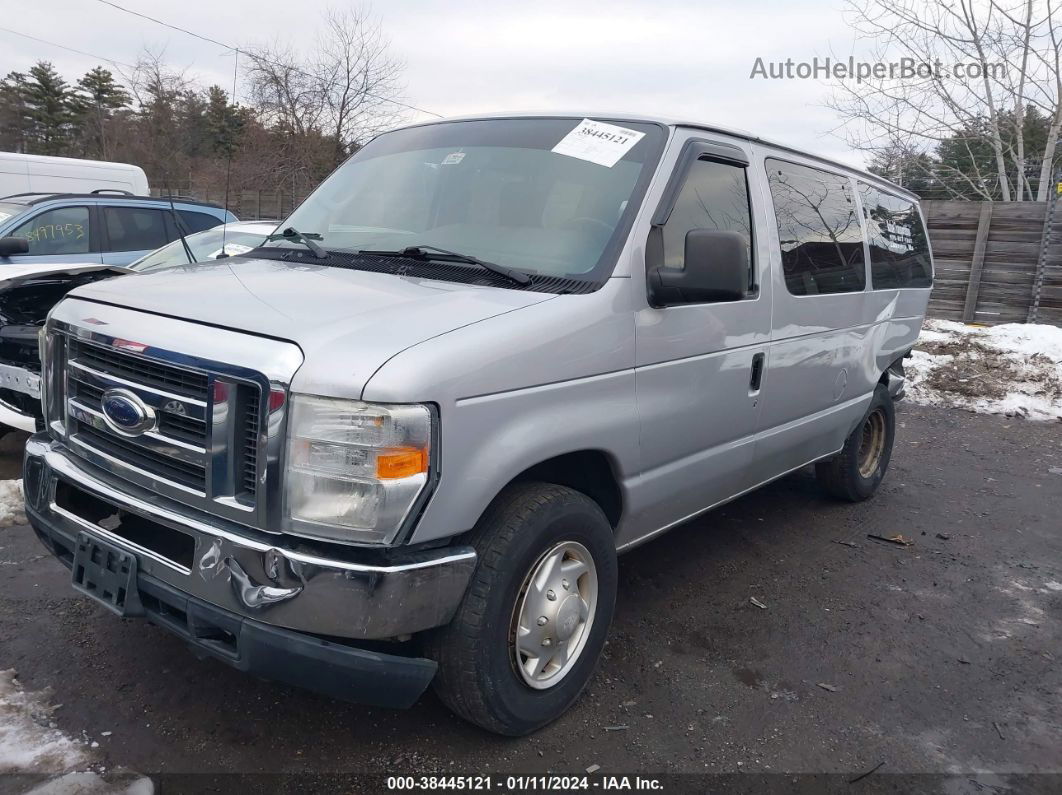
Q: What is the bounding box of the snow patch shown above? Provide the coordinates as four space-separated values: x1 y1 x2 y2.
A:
24 772 154 795
0 669 86 774
907 320 1062 421
0 671 151 792
0 479 25 528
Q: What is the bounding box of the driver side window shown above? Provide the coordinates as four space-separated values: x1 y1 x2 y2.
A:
662 158 753 283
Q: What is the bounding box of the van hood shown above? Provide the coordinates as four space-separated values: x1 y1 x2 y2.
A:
66 257 555 398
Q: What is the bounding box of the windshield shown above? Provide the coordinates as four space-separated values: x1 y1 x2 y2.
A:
130 226 273 271
0 202 24 225
265 118 665 282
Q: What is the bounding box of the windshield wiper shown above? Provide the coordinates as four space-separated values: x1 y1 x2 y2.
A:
358 244 532 286
267 227 328 259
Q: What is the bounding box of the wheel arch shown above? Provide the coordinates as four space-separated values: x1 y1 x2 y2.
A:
498 449 625 530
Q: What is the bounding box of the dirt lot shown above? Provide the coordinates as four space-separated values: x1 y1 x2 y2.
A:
0 403 1060 788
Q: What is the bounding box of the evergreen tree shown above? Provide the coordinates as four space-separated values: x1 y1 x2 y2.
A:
204 86 244 157
24 62 74 155
0 71 31 153
868 146 937 197
933 109 1060 201
934 118 998 199
176 89 208 159
72 66 131 159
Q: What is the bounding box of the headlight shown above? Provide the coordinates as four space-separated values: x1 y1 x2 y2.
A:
284 395 432 545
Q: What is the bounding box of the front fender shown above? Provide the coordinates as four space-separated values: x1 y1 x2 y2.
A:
406 369 638 546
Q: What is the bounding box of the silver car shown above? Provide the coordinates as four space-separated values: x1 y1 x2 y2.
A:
24 114 931 735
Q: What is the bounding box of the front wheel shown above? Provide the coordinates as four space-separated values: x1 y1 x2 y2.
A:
427 483 617 735
815 384 895 502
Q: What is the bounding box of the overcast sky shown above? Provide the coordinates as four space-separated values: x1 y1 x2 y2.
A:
1 0 875 167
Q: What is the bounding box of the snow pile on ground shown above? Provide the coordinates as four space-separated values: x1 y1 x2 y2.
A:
0 670 152 793
0 479 25 528
24 773 154 795
0 669 86 774
908 319 1062 421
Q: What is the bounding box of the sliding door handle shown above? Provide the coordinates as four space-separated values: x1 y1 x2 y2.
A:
749 352 765 392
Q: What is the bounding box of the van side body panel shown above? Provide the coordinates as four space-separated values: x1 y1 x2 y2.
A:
748 144 928 485
626 129 773 545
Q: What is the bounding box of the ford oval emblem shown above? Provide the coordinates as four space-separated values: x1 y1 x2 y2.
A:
100 389 156 436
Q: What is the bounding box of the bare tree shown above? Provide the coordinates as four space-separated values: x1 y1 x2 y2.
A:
245 5 404 172
244 41 325 140
316 7 404 163
829 0 1062 201
126 50 196 190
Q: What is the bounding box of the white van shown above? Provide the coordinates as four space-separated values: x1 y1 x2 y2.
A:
0 152 149 198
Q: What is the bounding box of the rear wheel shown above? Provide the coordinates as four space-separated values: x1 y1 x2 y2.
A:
816 384 895 502
427 483 617 735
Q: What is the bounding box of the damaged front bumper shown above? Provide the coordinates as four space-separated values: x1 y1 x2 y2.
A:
0 362 41 432
23 434 477 707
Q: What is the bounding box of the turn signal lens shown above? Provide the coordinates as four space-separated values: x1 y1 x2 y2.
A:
376 447 429 479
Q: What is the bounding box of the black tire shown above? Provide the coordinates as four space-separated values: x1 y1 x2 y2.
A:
815 384 895 502
426 482 618 736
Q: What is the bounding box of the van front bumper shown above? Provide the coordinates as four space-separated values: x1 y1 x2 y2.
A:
23 434 477 707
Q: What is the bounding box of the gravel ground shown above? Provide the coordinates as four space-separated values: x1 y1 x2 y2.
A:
0 403 1059 790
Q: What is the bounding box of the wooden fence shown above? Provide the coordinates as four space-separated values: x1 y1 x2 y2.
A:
923 199 1062 326
153 188 310 223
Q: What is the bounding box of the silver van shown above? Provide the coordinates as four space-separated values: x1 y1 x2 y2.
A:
23 114 932 735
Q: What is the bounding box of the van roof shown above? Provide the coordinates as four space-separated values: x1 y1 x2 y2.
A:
0 192 225 210
0 152 144 171
398 111 919 201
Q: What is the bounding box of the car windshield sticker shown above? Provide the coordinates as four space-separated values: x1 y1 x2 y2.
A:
210 243 253 258
551 119 646 168
441 152 466 165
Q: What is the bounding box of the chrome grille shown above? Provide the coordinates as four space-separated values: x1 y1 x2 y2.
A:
68 338 209 398
159 412 207 446
239 390 260 497
75 424 207 490
62 335 263 506
46 301 303 534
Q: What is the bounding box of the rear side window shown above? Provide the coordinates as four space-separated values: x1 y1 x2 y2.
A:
661 158 753 285
9 206 90 255
858 184 932 289
766 159 866 296
177 210 223 234
103 207 170 252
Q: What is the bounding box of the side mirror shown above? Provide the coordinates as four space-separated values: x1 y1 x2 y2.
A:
648 229 748 306
0 237 30 257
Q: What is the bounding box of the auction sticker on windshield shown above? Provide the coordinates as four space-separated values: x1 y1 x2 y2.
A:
552 118 645 167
